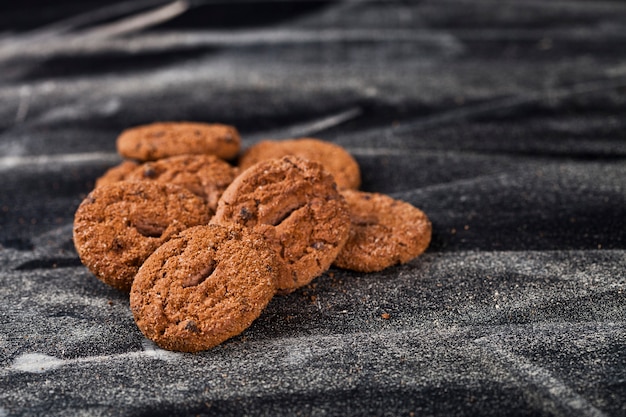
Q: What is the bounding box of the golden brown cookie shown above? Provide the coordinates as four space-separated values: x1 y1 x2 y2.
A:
212 156 350 293
130 224 280 352
73 181 211 292
238 138 361 189
94 160 140 188
333 190 431 272
117 122 240 161
125 154 239 214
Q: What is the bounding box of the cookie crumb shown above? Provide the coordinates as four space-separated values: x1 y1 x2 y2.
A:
381 313 390 320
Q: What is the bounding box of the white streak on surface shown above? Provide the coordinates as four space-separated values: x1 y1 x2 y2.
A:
10 353 65 373
14 86 31 124
0 152 119 172
9 342 180 374
141 339 180 361
79 0 189 40
475 337 609 417
390 77 626 134
0 29 463 60
284 346 312 367
38 98 121 123
252 107 362 140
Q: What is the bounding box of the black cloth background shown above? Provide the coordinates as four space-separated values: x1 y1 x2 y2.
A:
0 1 625 416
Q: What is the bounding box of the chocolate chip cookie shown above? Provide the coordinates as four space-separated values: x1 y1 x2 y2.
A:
333 190 431 272
73 181 211 291
238 138 361 189
212 156 350 292
117 121 240 161
130 224 280 352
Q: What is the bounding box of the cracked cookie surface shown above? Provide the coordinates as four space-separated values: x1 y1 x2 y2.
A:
213 156 350 292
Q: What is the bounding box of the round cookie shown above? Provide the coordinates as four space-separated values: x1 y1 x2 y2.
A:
117 121 240 161
212 156 350 292
125 154 239 214
73 181 211 292
130 224 280 352
94 160 140 188
238 138 361 189
333 190 431 272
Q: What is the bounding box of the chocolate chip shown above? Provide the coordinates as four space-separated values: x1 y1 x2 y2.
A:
111 238 124 251
239 206 254 221
143 166 157 179
184 320 200 333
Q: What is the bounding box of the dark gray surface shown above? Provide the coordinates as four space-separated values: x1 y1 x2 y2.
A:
1 1 625 416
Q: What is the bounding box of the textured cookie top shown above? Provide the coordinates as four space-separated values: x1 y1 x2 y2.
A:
125 154 239 214
238 138 361 189
212 155 350 292
333 190 431 272
73 181 211 292
130 224 280 352
116 122 240 161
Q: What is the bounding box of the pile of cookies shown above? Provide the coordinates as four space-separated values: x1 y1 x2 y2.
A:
73 122 431 352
